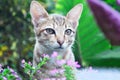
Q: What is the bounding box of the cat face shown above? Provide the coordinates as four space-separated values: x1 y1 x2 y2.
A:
34 15 76 50
30 1 83 50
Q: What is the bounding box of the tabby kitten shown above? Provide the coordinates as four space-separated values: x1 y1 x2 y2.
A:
30 1 83 80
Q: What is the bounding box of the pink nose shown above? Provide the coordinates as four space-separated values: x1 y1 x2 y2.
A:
57 40 64 46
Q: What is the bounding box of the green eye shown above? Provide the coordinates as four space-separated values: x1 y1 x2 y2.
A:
65 29 72 35
45 28 55 34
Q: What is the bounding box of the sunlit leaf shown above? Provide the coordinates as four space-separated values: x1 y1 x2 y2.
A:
0 51 3 57
55 0 120 67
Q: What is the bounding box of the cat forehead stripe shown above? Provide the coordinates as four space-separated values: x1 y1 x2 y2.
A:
52 15 66 26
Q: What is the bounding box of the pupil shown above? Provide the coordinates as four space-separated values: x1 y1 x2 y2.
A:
49 29 52 33
46 28 55 34
65 29 72 35
67 30 70 34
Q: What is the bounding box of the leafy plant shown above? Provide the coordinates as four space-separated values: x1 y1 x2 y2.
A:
0 64 21 80
21 52 80 80
0 0 55 78
64 65 75 80
21 57 48 80
55 0 120 67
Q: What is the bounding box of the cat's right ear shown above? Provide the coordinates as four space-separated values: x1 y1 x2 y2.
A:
30 1 48 27
66 4 83 28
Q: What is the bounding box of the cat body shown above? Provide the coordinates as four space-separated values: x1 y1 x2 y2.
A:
30 1 83 80
33 14 75 67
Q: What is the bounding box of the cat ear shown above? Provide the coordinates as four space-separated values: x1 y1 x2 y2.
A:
66 4 83 27
30 1 48 26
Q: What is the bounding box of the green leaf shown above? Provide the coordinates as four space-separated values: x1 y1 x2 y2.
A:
54 0 120 67
7 74 15 80
2 69 10 76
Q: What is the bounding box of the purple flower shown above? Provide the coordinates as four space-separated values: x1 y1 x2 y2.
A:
66 60 74 67
56 60 66 66
66 60 81 68
10 69 15 73
58 69 65 74
16 78 22 80
0 68 3 73
21 59 25 64
0 64 3 73
51 51 58 58
14 74 19 78
50 78 56 80
44 78 50 80
3 77 7 80
28 61 32 66
43 54 49 58
7 66 21 80
21 59 25 68
61 78 66 80
74 61 81 68
37 70 41 73
7 66 14 73
49 68 58 75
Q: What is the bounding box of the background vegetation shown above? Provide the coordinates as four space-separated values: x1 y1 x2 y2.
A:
0 0 120 79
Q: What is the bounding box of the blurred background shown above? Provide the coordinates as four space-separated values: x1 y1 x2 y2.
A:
0 0 120 79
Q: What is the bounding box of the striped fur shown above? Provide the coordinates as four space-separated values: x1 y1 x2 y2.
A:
30 1 83 80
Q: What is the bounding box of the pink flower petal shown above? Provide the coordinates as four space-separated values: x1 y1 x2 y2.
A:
74 61 81 68
44 78 50 80
43 54 49 58
51 51 58 58
28 61 32 66
66 60 74 67
21 59 25 64
49 68 58 75
56 60 66 66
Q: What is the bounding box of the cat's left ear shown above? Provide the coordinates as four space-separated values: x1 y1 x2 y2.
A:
30 1 49 27
66 4 83 28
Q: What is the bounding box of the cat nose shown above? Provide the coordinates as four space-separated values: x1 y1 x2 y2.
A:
57 40 64 46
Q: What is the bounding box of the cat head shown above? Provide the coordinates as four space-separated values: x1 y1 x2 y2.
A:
30 1 83 50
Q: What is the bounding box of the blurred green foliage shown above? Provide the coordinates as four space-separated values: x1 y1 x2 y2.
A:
0 0 33 67
55 0 120 67
0 0 120 79
0 0 55 79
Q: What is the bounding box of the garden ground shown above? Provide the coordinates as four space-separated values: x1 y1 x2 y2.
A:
76 68 120 80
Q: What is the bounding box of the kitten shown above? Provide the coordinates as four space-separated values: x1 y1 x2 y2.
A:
30 1 83 80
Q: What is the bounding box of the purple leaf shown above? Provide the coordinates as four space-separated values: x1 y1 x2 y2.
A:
87 0 120 45
117 0 120 5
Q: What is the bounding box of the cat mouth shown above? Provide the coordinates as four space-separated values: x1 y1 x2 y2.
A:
54 46 64 49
